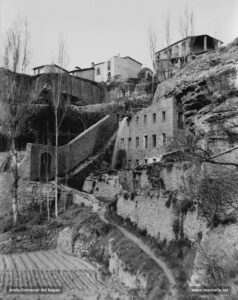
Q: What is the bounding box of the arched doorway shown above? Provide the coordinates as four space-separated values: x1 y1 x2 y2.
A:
40 152 51 182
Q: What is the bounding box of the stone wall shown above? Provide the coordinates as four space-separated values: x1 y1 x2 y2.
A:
17 180 72 215
116 161 207 242
34 72 104 105
117 191 205 242
18 181 55 212
22 114 118 180
83 174 122 201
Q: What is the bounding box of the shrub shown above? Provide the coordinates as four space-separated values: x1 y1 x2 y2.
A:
172 219 180 240
123 191 129 200
197 231 203 241
179 199 195 214
2 216 13 233
220 215 237 225
165 198 171 208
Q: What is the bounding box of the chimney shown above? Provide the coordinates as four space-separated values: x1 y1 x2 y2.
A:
91 62 95 67
75 66 81 70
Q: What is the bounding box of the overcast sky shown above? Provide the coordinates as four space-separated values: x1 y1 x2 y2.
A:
0 0 238 73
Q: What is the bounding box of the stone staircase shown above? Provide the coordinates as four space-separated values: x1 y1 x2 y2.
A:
64 132 117 190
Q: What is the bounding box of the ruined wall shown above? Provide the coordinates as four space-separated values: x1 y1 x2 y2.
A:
83 174 122 201
17 180 72 214
23 114 118 180
18 181 55 212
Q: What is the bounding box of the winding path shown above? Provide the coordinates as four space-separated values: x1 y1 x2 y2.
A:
99 206 178 300
59 186 178 299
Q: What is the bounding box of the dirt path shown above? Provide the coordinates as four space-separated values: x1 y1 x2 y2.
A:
0 249 130 300
57 186 178 299
98 206 178 300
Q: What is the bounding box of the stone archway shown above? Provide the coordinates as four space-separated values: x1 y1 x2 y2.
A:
40 152 51 182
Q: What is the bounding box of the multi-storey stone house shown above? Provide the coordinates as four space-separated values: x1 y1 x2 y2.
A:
93 55 142 83
113 97 184 168
156 34 222 82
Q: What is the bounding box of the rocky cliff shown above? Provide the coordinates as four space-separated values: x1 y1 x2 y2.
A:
153 40 238 156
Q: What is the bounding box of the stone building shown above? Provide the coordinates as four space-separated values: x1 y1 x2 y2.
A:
156 34 222 82
68 66 95 81
93 55 142 83
113 97 184 168
33 64 68 75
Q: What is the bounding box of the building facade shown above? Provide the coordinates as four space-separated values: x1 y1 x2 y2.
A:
68 67 95 81
156 35 222 82
33 64 68 75
114 97 184 168
94 55 142 83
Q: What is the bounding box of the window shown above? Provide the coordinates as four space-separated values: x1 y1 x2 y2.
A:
162 111 166 122
144 115 147 124
144 135 148 148
136 116 139 124
136 159 139 166
107 61 111 71
96 68 100 75
144 159 148 164
152 135 156 147
136 137 139 148
153 113 156 123
162 133 166 146
120 138 124 148
128 138 132 149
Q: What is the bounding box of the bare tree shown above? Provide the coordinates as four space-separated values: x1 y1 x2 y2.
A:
148 28 158 96
148 27 157 73
0 19 30 225
164 13 171 46
179 6 195 38
51 35 70 218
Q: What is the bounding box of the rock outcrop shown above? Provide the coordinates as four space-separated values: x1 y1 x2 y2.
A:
153 41 238 155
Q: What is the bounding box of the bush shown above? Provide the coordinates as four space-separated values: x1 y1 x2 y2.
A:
2 216 13 233
179 199 195 214
220 215 237 225
173 219 180 240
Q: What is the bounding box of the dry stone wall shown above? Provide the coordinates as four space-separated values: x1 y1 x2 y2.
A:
18 181 55 212
117 191 175 241
17 180 72 215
